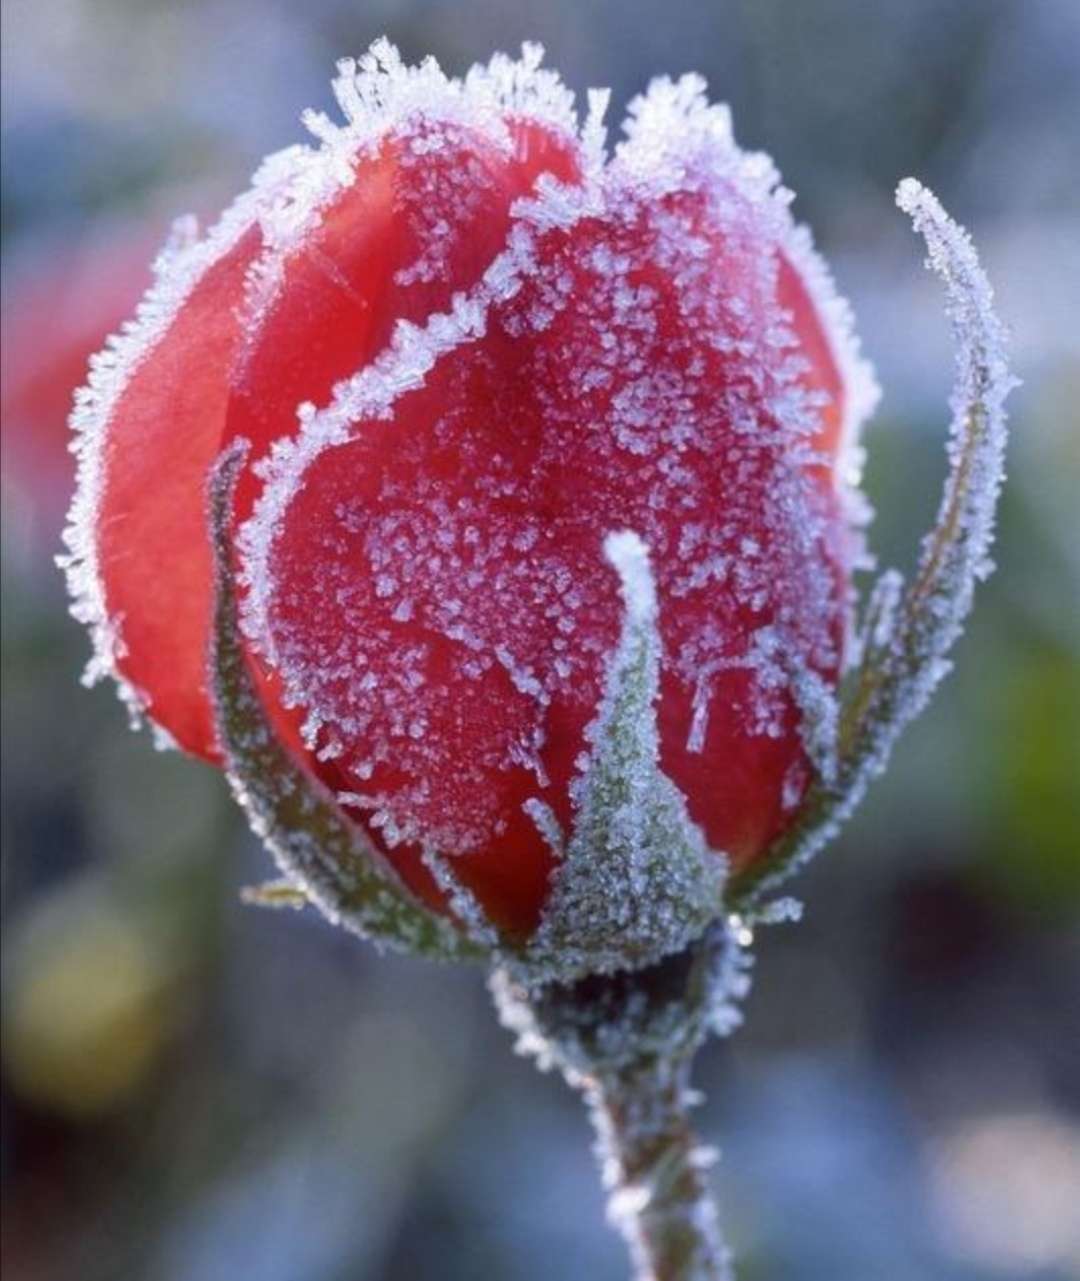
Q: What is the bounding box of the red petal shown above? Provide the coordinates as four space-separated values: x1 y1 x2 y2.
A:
777 251 845 462
95 225 263 757
225 120 580 523
255 174 852 933
86 117 579 776
226 119 581 921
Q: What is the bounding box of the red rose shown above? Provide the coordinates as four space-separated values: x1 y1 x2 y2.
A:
56 42 1015 1280
63 43 878 947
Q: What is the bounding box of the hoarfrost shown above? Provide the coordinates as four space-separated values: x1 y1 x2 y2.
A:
62 39 588 746
420 847 502 950
753 896 804 926
491 918 751 1276
206 441 482 962
247 38 580 327
68 39 883 921
58 143 315 732
236 57 870 866
238 237 540 660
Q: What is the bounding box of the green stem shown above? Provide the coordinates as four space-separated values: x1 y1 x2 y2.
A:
584 1052 731 1281
491 922 748 1281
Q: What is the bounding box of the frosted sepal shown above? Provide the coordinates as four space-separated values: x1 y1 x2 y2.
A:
239 878 309 910
519 531 726 984
732 180 1016 904
207 442 485 962
492 918 750 1078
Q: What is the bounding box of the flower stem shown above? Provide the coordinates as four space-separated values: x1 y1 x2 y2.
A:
584 1051 731 1281
491 921 749 1281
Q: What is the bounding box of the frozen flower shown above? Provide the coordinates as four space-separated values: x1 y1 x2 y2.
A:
61 44 1010 985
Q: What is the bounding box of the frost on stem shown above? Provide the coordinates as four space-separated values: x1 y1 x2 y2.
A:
492 922 750 1281
206 441 484 962
732 179 1017 904
518 532 725 984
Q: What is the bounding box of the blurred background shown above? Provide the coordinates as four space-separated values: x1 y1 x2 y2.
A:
2 0 1078 1277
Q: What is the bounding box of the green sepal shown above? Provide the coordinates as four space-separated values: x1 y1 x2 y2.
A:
731 180 1016 907
517 532 725 985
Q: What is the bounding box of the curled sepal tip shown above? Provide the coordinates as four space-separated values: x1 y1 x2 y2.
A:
240 878 309 910
207 440 486 962
518 530 725 985
733 179 1017 904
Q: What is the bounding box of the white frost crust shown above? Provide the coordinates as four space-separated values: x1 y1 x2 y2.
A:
891 177 1015 666
237 177 604 672
236 41 612 666
239 63 864 801
612 73 873 755
614 72 789 253
246 39 584 326
76 47 873 899
782 223 881 525
618 71 879 564
57 143 315 736
420 847 502 951
207 440 480 963
237 226 528 665
780 219 879 681
603 530 657 623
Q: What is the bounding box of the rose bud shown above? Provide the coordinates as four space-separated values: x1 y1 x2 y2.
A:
62 44 1009 984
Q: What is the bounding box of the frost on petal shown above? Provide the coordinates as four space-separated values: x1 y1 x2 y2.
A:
619 69 879 569
246 39 582 328
58 173 279 754
60 43 585 764
239 79 857 931
206 441 483 962
780 227 881 541
731 180 1016 904
226 109 583 530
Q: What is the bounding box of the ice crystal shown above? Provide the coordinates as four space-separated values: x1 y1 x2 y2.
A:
57 58 1020 1280
491 921 750 1275
62 41 926 966
59 42 588 748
